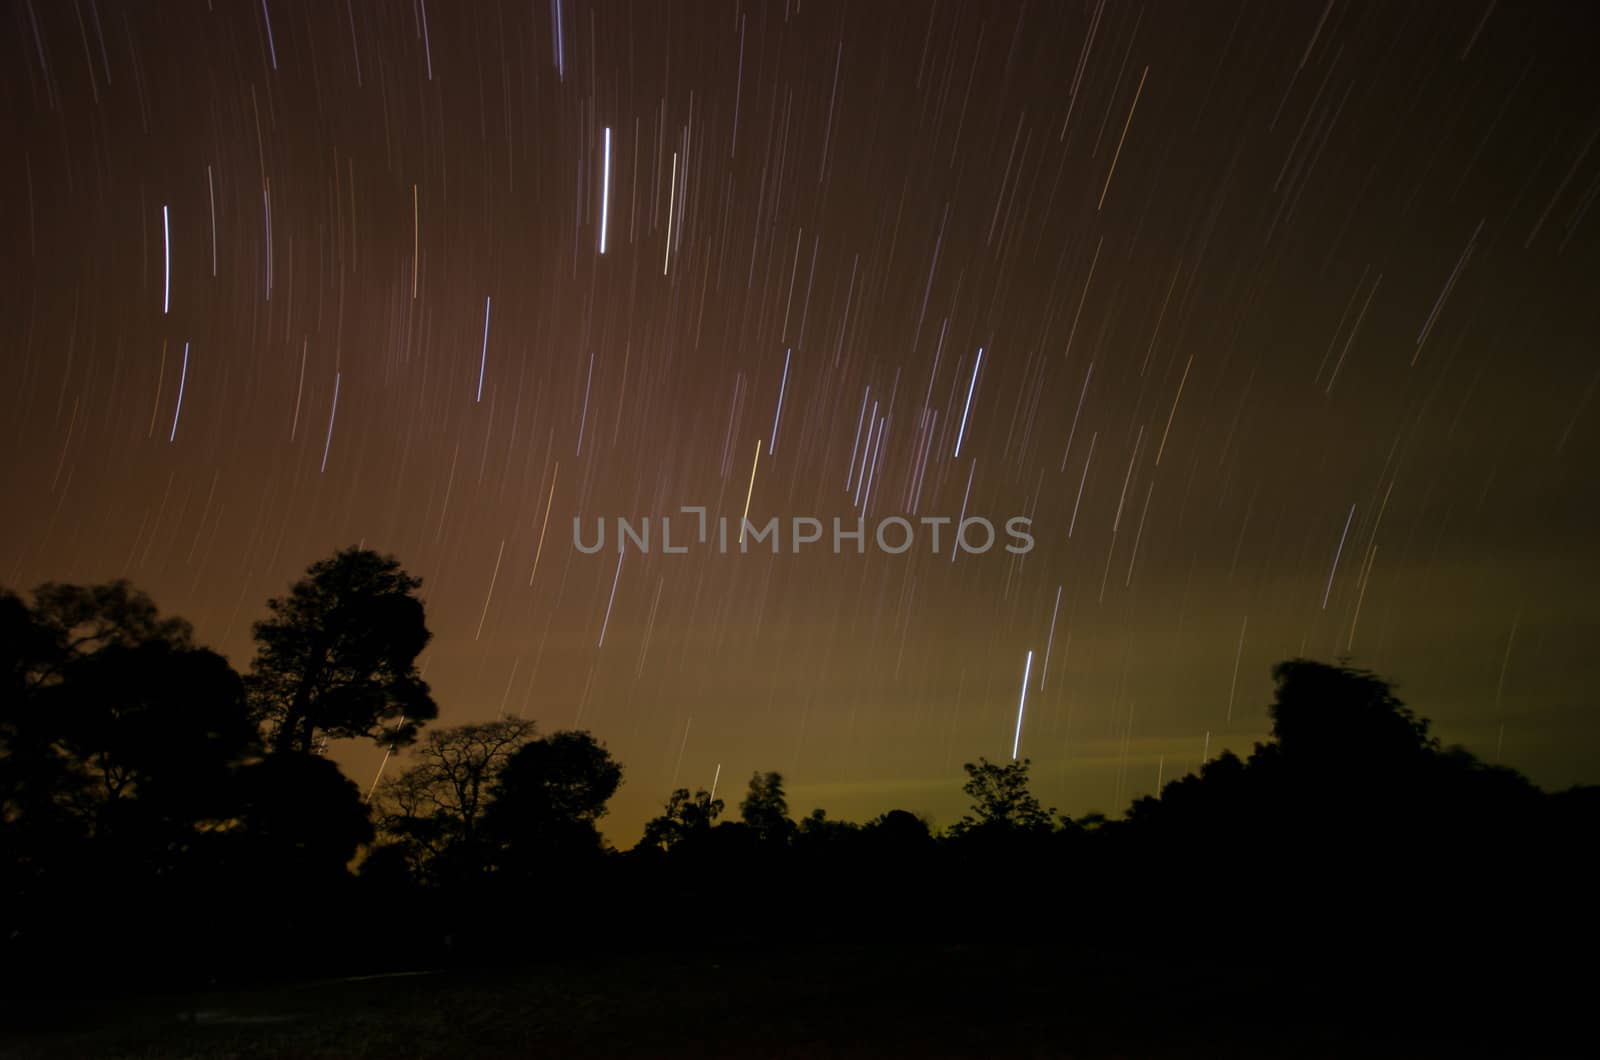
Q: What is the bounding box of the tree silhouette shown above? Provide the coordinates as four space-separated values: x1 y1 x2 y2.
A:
373 718 537 882
233 750 374 873
637 787 723 851
226 750 375 943
483 730 623 864
370 763 454 880
1 581 256 852
1123 660 1547 872
1267 658 1436 769
739 770 794 842
1 581 276 981
247 548 437 754
950 757 1055 835
27 580 191 657
60 641 253 833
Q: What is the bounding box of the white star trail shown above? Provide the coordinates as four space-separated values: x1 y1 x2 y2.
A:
1012 650 1034 760
167 342 188 443
953 346 983 459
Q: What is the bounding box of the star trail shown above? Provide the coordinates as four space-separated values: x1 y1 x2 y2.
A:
3 0 1599 841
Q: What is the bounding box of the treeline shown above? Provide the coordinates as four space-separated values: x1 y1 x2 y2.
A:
3 548 1595 997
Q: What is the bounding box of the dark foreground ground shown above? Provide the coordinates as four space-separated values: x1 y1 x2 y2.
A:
0 944 1583 1059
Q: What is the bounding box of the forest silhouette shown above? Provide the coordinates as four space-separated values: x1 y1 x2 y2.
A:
3 547 1594 1035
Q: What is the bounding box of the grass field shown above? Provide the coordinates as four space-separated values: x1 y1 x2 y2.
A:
0 943 1578 1058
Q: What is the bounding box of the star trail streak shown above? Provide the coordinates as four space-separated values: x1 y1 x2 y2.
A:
953 347 983 459
320 371 340 474
477 297 491 404
167 342 188 444
161 205 170 316
599 128 612 256
1013 650 1033 761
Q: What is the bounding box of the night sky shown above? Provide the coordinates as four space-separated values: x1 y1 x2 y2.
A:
5 0 1599 842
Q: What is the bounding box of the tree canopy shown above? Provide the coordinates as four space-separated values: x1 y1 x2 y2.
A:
248 547 437 754
739 770 795 841
1 581 256 856
638 787 724 851
372 717 538 882
482 728 623 866
950 756 1055 835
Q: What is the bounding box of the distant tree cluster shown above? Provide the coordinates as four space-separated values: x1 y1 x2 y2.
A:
366 720 622 889
4 549 1595 991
